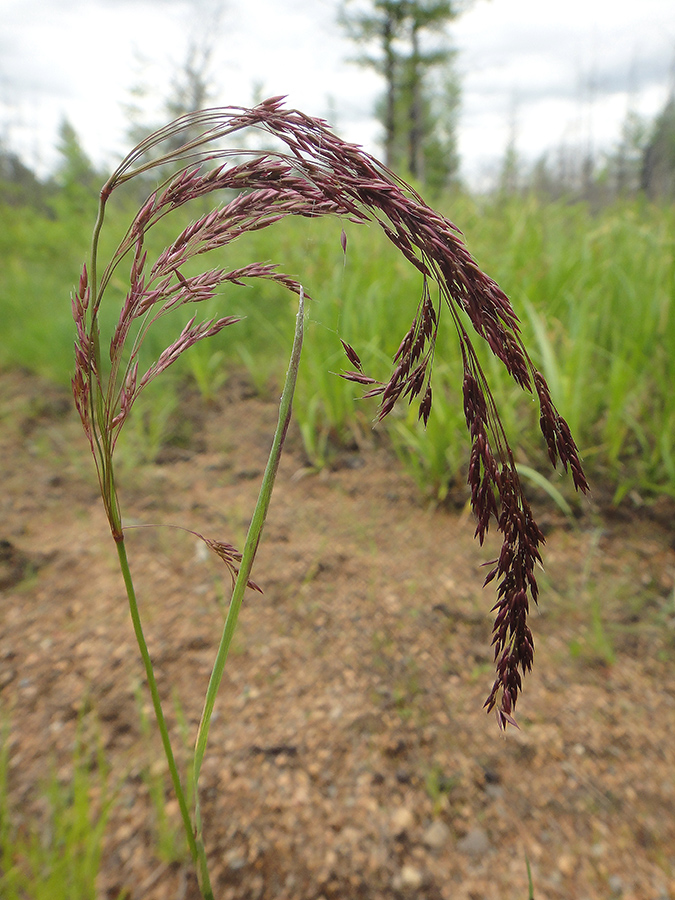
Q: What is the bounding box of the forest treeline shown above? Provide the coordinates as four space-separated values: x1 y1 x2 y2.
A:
2 0 675 205
2 87 675 211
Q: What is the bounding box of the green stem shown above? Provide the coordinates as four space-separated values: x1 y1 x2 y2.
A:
115 539 214 900
525 854 535 900
89 188 107 306
87 187 124 540
192 288 306 846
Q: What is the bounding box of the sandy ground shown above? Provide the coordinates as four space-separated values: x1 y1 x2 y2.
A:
1 369 675 900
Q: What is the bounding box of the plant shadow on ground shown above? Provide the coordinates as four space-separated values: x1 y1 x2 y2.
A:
1 370 675 900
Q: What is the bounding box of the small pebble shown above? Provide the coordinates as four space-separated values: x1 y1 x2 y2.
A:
423 820 451 849
390 806 415 836
608 875 623 895
225 850 246 871
457 827 490 857
398 865 424 890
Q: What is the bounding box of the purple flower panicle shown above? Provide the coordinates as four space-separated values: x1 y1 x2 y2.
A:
73 98 589 726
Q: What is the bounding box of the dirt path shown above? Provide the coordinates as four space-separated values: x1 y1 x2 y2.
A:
1 370 674 900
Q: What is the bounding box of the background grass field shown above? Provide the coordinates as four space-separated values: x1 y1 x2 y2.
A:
2 189 673 506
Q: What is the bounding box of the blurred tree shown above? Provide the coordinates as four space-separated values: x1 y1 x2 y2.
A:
53 118 100 212
588 110 649 200
339 1 407 168
497 105 520 197
404 0 456 180
0 145 47 208
339 0 463 189
125 0 226 152
55 120 97 187
613 112 649 196
161 41 217 152
641 93 675 200
420 64 461 193
166 44 213 122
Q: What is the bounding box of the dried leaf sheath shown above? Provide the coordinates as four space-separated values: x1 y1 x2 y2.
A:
72 97 588 727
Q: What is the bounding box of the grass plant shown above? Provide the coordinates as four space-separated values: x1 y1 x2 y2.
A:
3 180 674 502
455 195 675 501
0 717 117 900
134 687 193 865
68 98 586 896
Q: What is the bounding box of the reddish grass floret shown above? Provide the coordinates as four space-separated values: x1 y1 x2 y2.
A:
72 97 588 729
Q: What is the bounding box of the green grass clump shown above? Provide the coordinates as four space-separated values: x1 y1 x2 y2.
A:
0 719 117 900
2 190 674 502
452 194 675 502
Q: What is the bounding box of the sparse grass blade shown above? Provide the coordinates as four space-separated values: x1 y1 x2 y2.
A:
525 854 535 899
0 717 117 900
516 463 574 518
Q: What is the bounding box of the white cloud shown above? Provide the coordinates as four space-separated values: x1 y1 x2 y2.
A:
454 0 675 183
0 0 674 185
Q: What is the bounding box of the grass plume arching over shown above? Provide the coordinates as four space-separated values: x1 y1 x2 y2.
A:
10 96 591 899
74 96 587 737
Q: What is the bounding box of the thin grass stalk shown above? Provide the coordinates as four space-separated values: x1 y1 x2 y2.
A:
191 291 304 854
525 855 535 899
114 539 208 889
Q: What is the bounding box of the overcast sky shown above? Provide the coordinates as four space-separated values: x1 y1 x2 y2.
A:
1 0 674 187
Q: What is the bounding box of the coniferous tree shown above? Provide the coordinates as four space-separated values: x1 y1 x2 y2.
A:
53 119 100 212
339 1 408 168
124 0 225 153
0 145 47 208
339 0 463 188
641 93 675 200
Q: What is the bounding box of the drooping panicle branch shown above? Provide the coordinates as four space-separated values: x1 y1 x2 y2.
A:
72 96 588 728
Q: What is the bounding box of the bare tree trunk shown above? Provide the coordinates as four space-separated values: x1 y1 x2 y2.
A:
383 15 397 168
408 20 423 179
